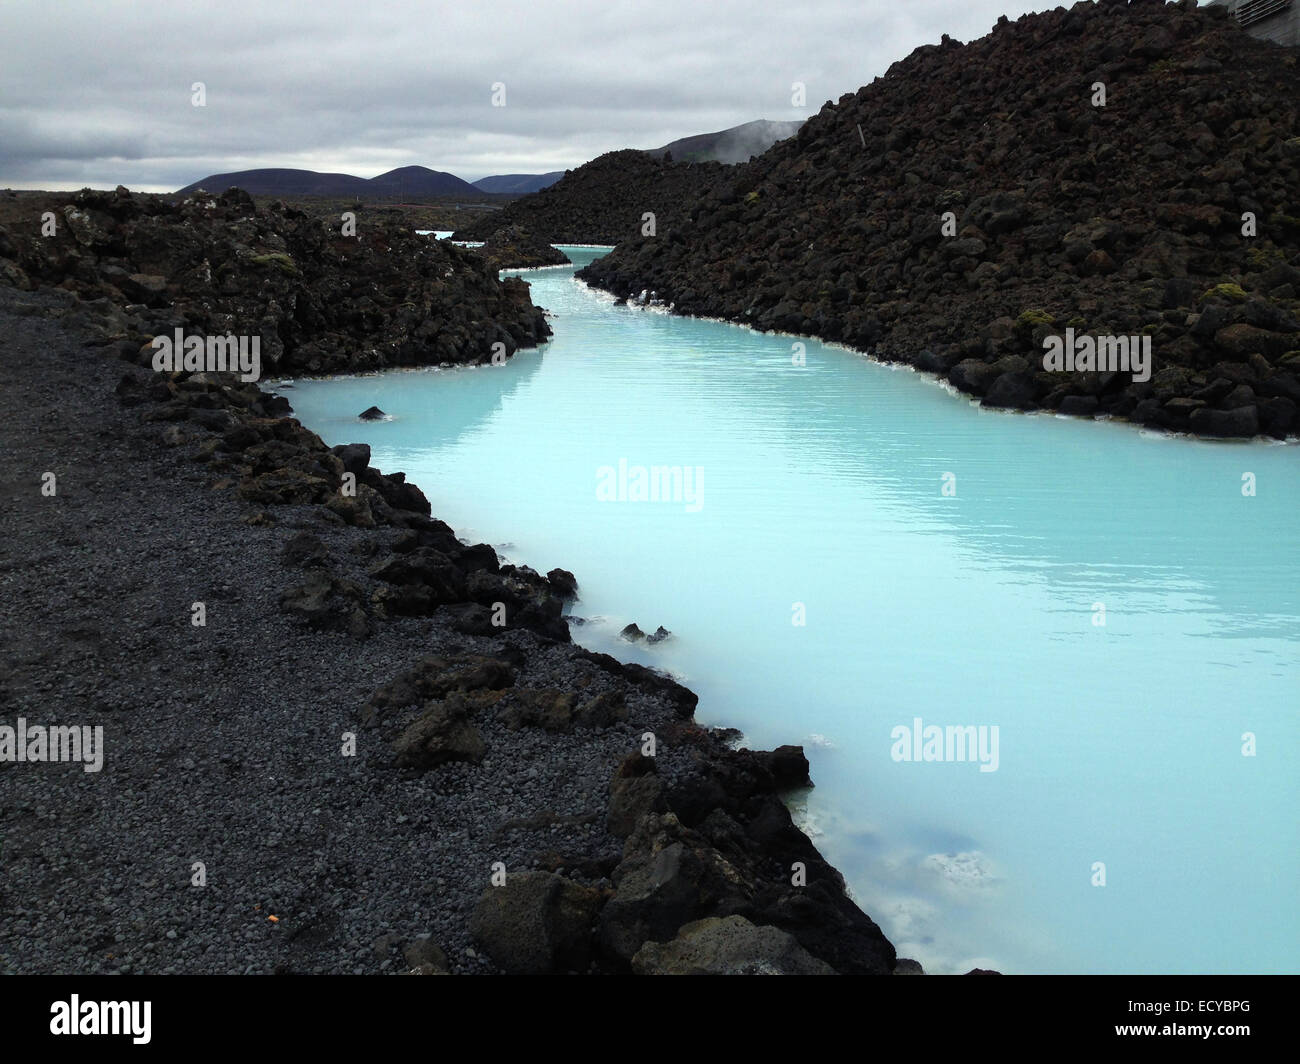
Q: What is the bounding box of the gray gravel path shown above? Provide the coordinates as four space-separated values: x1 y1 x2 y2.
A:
0 285 695 974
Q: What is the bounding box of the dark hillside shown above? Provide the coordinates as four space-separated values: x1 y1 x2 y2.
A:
452 150 730 244
0 186 549 375
581 1 1300 439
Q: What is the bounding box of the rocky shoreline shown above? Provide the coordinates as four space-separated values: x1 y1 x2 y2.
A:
0 281 900 972
475 225 572 271
577 2 1300 441
0 186 550 377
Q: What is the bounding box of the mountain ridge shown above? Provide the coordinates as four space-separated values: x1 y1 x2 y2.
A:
176 165 481 199
472 172 566 194
174 119 800 199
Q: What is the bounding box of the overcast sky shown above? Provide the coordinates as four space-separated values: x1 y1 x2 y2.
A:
1 0 1051 192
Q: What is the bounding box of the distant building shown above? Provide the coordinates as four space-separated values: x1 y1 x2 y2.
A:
1212 0 1299 46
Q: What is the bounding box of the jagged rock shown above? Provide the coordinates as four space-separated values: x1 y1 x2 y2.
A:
603 770 660 837
577 689 627 727
1258 396 1297 439
368 471 430 516
279 530 332 569
476 226 571 270
1220 384 1257 411
1189 405 1259 438
949 359 1001 396
455 542 499 573
598 814 753 965
982 371 1037 410
573 646 699 718
498 687 625 732
443 602 496 635
324 486 377 527
1215 324 1295 360
1057 395 1099 417
631 915 835 975
278 569 366 632
390 693 486 769
755 745 812 790
364 653 517 724
469 871 602 974
607 753 665 838
331 442 371 475
646 744 895 974
369 547 467 602
546 567 578 598
358 406 386 420
464 567 569 641
500 688 578 731
238 468 333 505
0 259 30 289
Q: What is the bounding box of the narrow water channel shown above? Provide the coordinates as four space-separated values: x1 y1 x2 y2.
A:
281 245 1300 974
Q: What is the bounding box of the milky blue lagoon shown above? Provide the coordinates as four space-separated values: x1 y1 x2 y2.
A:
282 245 1299 974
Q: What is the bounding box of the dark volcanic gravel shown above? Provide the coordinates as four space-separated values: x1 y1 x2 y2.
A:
0 286 701 974
0 284 898 975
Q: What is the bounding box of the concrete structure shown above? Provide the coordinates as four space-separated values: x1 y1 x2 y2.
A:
1212 0 1300 46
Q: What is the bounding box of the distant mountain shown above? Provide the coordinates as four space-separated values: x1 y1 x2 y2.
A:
176 165 480 199
176 168 370 197
642 119 803 164
366 166 480 198
174 125 799 201
450 119 804 244
472 172 565 195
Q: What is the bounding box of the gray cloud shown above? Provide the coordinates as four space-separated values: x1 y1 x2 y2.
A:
0 0 1049 191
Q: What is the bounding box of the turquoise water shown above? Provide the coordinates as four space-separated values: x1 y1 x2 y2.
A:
282 245 1299 974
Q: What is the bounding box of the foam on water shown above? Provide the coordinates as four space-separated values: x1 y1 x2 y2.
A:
282 246 1300 974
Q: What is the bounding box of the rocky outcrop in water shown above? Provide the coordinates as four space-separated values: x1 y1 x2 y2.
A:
0 186 550 375
621 622 672 643
474 225 571 270
579 1 1300 439
452 150 730 245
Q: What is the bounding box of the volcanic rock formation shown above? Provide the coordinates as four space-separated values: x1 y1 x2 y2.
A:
579 1 1300 439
